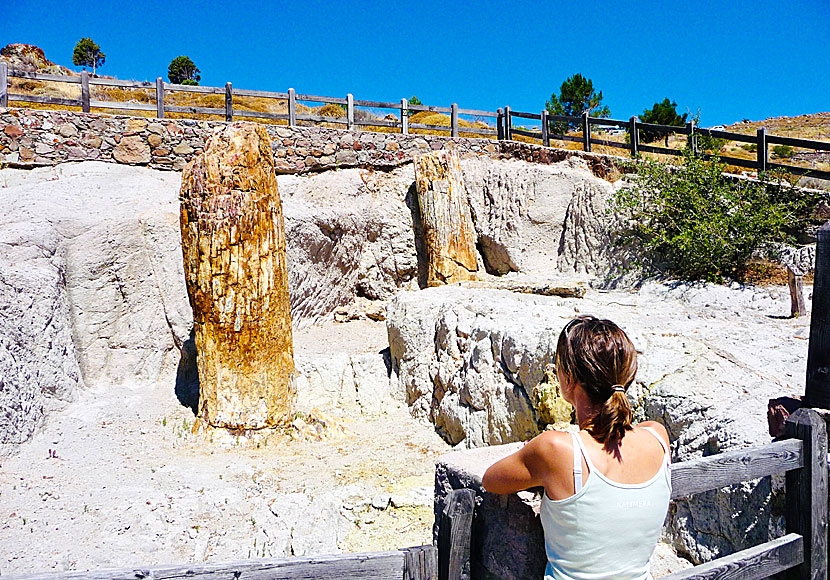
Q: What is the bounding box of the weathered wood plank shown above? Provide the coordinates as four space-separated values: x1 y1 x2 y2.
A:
401 98 409 135
547 113 578 124
451 103 458 138
155 77 164 119
638 121 692 135
353 118 398 128
409 123 452 133
224 82 233 122
233 110 289 121
510 111 541 120
511 127 542 140
587 117 629 128
660 533 803 580
288 88 296 127
408 104 453 114
163 104 224 115
9 93 81 107
232 88 289 99
295 93 347 104
295 113 348 124
767 164 830 180
788 267 806 318
639 144 683 156
86 100 162 113
403 546 438 580
456 107 498 118
161 83 225 94
87 78 155 89
8 69 81 83
784 408 827 580
5 551 408 580
457 126 497 136
438 489 475 580
1 62 10 107
588 138 629 149
352 99 398 109
757 128 768 172
767 134 829 150
629 116 639 157
806 222 830 408
541 110 549 147
80 72 90 113
581 112 591 152
670 439 802 499
548 134 583 144
347 93 354 130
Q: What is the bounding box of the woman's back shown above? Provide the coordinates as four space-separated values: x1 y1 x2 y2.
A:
540 426 671 580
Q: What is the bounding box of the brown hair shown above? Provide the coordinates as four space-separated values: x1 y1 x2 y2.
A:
555 315 638 449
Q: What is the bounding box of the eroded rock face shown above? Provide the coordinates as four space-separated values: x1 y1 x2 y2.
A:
180 124 295 429
415 151 478 286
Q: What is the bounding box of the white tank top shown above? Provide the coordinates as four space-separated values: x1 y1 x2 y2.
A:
539 427 671 580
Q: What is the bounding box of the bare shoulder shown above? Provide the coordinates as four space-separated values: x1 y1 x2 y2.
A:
637 421 670 448
528 430 573 464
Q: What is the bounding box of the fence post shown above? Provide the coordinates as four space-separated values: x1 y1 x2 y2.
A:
806 221 830 409
541 110 549 147
451 103 458 138
504 106 512 140
288 88 296 127
687 120 696 155
401 98 409 135
0 62 8 108
757 127 768 173
788 266 806 318
224 82 233 122
437 489 475 580
347 93 354 131
403 545 438 580
80 70 90 113
784 408 828 580
155 77 164 119
581 111 591 152
629 116 639 157
497 108 504 140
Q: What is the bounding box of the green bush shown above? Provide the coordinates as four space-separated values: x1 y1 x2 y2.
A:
741 143 757 152
773 144 795 159
613 149 814 283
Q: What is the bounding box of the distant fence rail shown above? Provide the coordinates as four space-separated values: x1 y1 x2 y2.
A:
1 62 828 181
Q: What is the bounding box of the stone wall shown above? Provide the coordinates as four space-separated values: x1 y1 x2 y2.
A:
0 108 625 176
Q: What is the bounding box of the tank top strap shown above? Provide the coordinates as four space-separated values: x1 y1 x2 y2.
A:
640 426 670 456
570 432 585 493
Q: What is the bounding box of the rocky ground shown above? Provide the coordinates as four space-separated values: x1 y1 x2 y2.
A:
0 318 449 575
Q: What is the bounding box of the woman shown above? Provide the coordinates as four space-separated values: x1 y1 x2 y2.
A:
482 316 671 580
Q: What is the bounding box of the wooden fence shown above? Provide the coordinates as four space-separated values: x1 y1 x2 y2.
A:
1 62 828 181
440 407 828 580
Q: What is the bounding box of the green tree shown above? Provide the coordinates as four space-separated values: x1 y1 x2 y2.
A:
639 98 688 146
546 73 610 132
72 38 105 76
168 56 201 85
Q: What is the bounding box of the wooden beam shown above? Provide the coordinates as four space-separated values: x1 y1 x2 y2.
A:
788 267 806 318
806 221 830 409
9 93 81 107
437 489 475 580
403 546 438 580
541 110 549 147
629 116 639 157
8 69 81 83
155 77 164 119
451 103 458 138
5 550 411 580
581 112 591 152
496 108 504 140
784 408 828 580
80 71 90 113
670 439 802 499
288 88 296 127
504 106 512 140
401 98 409 135
0 62 8 108
347 93 354 131
224 82 233 122
757 127 768 173
660 533 803 580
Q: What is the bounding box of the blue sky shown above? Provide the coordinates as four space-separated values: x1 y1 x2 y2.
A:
5 0 829 126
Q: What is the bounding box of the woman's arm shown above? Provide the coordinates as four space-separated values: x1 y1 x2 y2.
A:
482 431 562 495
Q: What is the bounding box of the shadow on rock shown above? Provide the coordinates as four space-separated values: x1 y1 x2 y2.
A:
405 181 429 289
175 328 200 415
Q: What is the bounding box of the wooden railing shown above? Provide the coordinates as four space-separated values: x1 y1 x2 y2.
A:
1 62 828 181
2 546 437 580
438 407 828 580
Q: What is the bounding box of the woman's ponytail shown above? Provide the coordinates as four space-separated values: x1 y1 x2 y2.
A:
588 389 633 448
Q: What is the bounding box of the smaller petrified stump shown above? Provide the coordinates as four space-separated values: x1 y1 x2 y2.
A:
415 151 478 286
180 123 295 429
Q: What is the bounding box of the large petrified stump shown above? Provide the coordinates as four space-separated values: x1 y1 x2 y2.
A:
415 151 478 286
180 124 295 429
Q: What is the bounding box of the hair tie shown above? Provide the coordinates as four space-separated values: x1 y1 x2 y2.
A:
611 385 626 393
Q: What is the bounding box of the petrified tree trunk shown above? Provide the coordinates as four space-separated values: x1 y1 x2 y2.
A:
414 151 478 286
180 123 295 429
